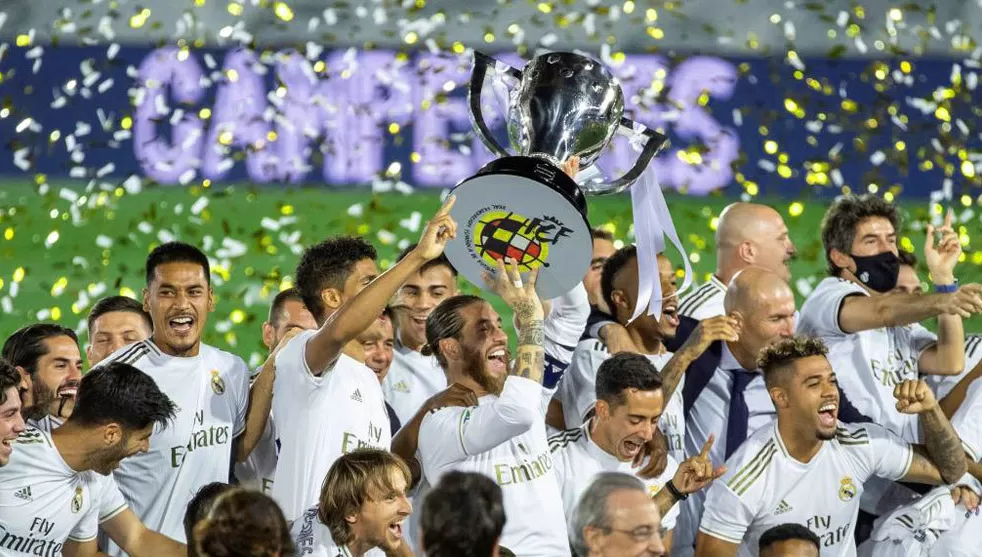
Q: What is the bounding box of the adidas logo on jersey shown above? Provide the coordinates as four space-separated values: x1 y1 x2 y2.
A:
350 389 363 403
391 380 410 393
13 486 32 501
774 499 792 515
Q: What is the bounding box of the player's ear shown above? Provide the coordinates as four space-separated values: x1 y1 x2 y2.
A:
102 423 123 447
207 287 215 312
321 288 344 312
595 400 610 420
769 386 790 410
610 289 628 312
142 288 151 313
438 338 460 361
261 322 276 352
738 240 755 264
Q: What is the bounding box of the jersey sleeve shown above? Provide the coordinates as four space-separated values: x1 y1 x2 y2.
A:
231 355 251 438
697 478 757 544
67 492 100 542
798 279 868 337
418 377 542 467
554 344 609 429
543 282 590 361
96 476 129 524
908 324 938 362
952 381 982 462
274 330 335 391
865 423 914 481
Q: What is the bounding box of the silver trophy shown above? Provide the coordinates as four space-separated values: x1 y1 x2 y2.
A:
444 51 669 299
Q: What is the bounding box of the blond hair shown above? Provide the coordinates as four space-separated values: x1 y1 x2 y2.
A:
318 449 412 545
757 336 829 388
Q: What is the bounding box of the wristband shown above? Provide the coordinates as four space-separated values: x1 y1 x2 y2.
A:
934 283 958 294
665 479 688 501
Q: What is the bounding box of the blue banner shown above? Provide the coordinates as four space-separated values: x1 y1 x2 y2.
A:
0 45 977 198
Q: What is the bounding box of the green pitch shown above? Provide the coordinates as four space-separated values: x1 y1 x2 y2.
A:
0 184 977 368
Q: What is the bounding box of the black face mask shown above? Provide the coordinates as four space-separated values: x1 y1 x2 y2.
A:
850 251 900 293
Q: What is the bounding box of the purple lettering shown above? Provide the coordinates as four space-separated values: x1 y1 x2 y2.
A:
133 47 205 184
202 48 277 182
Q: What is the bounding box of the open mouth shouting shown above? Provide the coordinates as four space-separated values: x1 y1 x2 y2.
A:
818 401 838 428
621 437 645 460
168 314 195 335
388 518 405 541
57 382 79 399
662 303 680 328
486 346 508 373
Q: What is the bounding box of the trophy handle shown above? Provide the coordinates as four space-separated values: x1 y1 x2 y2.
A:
468 51 521 158
591 119 670 196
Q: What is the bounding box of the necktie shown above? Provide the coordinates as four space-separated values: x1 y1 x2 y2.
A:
725 370 753 460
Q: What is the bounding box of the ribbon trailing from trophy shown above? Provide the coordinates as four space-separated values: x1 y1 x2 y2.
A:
627 158 693 325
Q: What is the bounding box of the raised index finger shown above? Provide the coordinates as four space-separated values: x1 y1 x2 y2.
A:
435 194 457 217
944 208 953 229
700 434 716 458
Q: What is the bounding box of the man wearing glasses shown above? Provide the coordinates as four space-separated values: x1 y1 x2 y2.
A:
568 472 667 557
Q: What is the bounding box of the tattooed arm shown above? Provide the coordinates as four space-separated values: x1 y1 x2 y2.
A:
485 258 546 385
896 379 968 484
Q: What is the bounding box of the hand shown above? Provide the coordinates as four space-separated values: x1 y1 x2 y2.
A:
483 258 543 326
263 327 304 375
952 485 981 512
924 209 961 283
939 283 982 318
672 435 727 495
633 429 669 479
679 313 741 356
600 323 640 355
560 156 580 178
422 383 479 414
414 195 458 262
893 379 939 414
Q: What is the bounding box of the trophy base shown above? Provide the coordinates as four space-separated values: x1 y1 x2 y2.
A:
444 156 593 300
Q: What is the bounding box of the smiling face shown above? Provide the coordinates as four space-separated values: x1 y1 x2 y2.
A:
144 262 214 357
452 302 510 395
394 264 457 351
262 299 317 352
359 316 395 383
30 336 84 421
0 387 25 466
349 467 413 553
772 355 840 441
611 254 680 340
91 423 154 476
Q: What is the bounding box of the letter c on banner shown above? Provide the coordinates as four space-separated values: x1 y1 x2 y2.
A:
133 47 205 184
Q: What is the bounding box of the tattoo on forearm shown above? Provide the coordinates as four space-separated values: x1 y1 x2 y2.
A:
922 407 968 482
517 320 545 347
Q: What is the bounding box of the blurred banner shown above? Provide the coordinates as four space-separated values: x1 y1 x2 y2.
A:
0 45 977 198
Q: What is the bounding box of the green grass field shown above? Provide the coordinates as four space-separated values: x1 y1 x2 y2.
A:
0 183 978 368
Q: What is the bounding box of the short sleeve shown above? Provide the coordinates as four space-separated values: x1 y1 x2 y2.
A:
908 324 938 362
231 356 251 438
865 423 914 481
697 479 757 544
797 278 868 337
97 476 129 523
952 381 982 462
965 335 982 373
274 330 332 391
67 489 100 542
554 344 609 429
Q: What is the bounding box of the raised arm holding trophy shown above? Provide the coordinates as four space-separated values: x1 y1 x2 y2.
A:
444 50 689 318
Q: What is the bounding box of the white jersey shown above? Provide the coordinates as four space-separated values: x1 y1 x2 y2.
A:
548 422 681 530
381 343 446 426
0 428 128 555
232 368 278 494
99 339 249 550
290 505 386 557
26 416 63 433
554 340 685 463
797 277 936 441
417 376 570 557
924 334 982 401
272 330 391 522
700 421 912 557
677 275 727 320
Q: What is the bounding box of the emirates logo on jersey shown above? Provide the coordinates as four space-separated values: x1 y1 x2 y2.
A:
210 370 226 395
71 486 83 513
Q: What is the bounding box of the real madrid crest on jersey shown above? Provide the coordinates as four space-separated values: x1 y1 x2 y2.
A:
838 476 857 502
71 486 83 513
210 370 226 395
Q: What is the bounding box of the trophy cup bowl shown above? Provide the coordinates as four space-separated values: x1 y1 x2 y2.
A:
444 51 669 299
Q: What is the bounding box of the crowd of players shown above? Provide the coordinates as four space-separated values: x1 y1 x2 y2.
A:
3 183 982 557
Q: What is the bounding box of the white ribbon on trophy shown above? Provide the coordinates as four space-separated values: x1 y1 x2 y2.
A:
626 157 693 324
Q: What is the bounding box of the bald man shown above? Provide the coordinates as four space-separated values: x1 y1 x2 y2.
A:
678 203 796 320
669 268 867 557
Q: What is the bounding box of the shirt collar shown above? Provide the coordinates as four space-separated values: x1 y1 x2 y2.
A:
710 274 728 292
719 342 762 374
584 420 624 466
